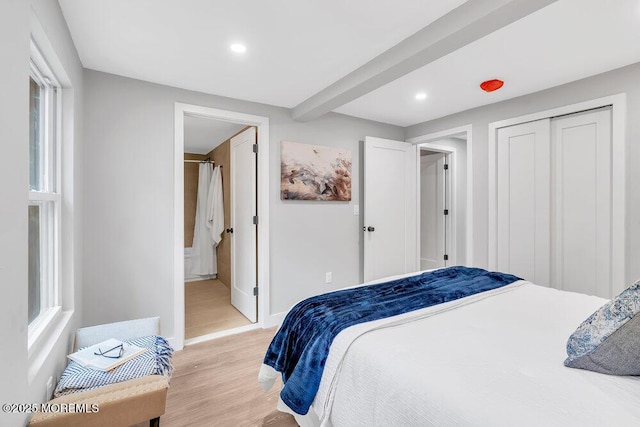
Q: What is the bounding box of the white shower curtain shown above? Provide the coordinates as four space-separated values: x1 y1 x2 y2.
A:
206 166 225 245
191 163 216 275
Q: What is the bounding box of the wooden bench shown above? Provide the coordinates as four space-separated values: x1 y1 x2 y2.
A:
29 317 170 427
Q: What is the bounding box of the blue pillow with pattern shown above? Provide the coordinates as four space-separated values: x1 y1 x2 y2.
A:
564 282 640 375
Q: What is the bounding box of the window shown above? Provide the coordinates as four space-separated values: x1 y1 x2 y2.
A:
28 43 61 331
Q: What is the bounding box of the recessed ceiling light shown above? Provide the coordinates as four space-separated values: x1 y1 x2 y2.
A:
415 92 427 101
230 43 247 54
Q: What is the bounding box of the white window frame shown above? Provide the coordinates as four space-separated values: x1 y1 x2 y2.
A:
27 40 63 349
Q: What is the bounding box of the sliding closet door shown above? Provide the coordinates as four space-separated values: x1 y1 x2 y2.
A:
493 108 613 297
496 119 551 285
552 108 612 297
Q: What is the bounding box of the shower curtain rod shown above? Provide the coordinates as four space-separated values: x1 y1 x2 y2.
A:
183 158 222 167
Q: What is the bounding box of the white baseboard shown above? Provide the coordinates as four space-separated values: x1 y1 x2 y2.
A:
166 336 182 351
169 311 287 351
184 323 261 346
264 311 286 328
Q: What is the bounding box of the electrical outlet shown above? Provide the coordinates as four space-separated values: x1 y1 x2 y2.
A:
325 272 332 284
46 376 53 400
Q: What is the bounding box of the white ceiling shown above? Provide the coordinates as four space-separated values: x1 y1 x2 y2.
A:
58 0 466 108
184 115 245 154
58 0 640 127
335 0 640 126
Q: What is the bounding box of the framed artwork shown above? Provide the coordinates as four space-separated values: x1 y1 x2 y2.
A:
281 141 352 201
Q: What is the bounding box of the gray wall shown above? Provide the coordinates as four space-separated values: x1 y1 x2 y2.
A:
0 2 30 421
82 70 403 340
0 1 84 424
406 62 640 285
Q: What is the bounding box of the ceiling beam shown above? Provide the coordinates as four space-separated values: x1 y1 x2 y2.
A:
291 0 558 122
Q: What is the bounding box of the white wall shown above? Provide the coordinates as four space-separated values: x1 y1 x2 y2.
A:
406 62 640 286
0 1 84 425
0 2 31 423
82 70 403 340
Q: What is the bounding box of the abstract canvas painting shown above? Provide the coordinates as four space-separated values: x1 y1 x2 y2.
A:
281 141 352 201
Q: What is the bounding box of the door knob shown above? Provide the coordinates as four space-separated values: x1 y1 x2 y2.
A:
367 226 375 232
226 228 234 234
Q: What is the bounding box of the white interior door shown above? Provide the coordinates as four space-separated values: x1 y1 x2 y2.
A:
496 119 551 285
230 127 257 322
364 136 417 282
552 108 612 297
420 153 446 270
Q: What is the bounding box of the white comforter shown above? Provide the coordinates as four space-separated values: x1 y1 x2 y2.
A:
275 281 640 427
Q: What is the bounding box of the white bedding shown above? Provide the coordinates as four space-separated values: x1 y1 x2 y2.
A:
276 281 640 427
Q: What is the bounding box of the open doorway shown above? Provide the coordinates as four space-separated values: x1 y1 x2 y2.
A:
409 125 472 267
419 149 450 269
183 116 253 340
173 103 270 349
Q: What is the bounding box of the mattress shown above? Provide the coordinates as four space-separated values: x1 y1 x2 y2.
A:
276 280 640 426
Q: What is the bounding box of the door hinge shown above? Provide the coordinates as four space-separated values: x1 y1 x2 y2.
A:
252 143 258 153
444 164 449 170
444 254 449 261
253 286 259 296
444 209 449 216
253 215 259 225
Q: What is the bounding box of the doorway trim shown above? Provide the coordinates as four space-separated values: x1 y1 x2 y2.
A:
173 103 270 350
487 93 626 296
407 125 473 266
417 146 456 269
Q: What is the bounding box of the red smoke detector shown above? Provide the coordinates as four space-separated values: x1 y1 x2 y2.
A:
480 79 504 92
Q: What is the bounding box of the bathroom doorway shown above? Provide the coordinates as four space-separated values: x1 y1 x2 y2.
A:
174 103 270 348
183 116 255 339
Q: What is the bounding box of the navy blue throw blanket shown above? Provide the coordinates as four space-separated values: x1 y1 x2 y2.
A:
263 266 521 415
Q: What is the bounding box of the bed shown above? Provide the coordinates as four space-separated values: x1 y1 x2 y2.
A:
259 267 640 427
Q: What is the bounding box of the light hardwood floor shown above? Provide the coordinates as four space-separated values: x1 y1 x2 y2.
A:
185 279 252 339
160 327 298 427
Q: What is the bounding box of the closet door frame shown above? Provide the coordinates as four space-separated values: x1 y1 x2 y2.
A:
488 94 626 297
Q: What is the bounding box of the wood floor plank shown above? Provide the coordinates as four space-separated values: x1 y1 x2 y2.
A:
156 327 298 427
185 279 253 339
